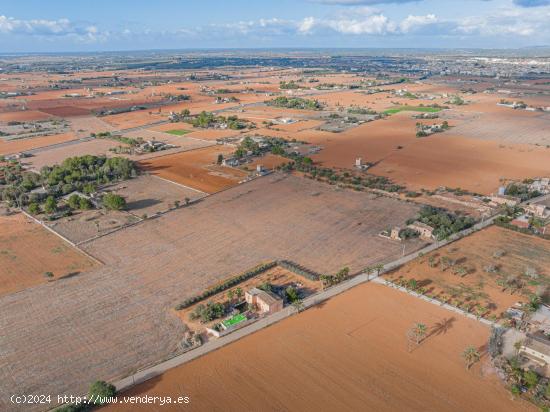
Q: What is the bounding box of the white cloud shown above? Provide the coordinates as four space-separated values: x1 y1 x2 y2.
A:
0 15 106 42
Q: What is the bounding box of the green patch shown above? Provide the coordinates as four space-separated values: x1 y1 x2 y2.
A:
51 245 67 254
165 129 192 136
222 313 247 328
384 106 442 115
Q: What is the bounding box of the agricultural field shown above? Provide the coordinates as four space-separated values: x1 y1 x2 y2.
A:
0 174 424 410
0 213 97 297
139 145 248 193
20 138 120 170
385 226 550 320
305 112 550 195
0 132 78 155
103 174 207 218
46 209 139 245
107 282 534 412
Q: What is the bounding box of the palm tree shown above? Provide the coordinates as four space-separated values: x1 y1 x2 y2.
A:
235 287 243 301
413 323 427 344
292 299 304 313
374 263 384 277
462 345 480 369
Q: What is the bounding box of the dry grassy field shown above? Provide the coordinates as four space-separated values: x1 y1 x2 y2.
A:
0 213 97 297
0 174 422 410
46 209 139 245
385 226 550 319
108 282 534 412
104 174 207 217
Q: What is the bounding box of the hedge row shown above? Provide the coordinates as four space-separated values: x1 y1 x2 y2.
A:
278 260 321 281
495 219 550 241
175 262 277 310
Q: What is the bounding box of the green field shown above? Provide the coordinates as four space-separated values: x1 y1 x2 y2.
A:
165 129 192 136
223 313 247 328
383 106 442 115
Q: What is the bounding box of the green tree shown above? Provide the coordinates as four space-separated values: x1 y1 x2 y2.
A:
67 194 81 209
285 286 300 303
102 193 126 210
523 370 539 389
88 380 116 405
28 202 40 215
79 197 92 210
44 196 57 214
462 345 480 369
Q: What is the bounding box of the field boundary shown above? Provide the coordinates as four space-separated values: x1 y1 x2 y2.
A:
19 209 104 266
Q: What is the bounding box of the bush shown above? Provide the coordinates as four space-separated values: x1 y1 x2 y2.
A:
285 286 300 303
44 196 57 214
28 202 40 215
102 193 126 210
88 380 116 405
67 194 81 209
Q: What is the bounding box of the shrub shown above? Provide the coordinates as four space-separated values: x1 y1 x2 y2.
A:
102 193 126 210
88 380 116 405
28 202 40 215
44 196 57 214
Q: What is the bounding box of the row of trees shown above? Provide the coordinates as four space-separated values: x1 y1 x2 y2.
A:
265 96 323 110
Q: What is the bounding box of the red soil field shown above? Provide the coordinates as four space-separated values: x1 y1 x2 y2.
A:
0 132 78 155
0 110 53 122
0 213 97 297
305 113 549 194
108 282 533 412
385 226 550 319
39 106 91 117
139 146 247 193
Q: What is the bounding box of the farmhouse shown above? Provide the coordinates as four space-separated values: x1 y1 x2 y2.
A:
245 287 283 315
519 333 550 370
525 203 549 219
407 221 434 240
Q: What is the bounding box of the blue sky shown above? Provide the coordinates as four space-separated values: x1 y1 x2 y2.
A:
0 0 549 52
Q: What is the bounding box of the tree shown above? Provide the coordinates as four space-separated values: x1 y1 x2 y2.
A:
227 289 235 302
523 370 539 389
102 193 126 211
79 197 92 210
28 202 40 215
44 271 54 279
67 194 81 209
462 345 480 369
217 154 224 165
235 287 243 301
412 323 427 344
374 263 384 276
285 286 300 303
292 299 304 313
44 196 57 214
88 380 116 405
406 322 427 351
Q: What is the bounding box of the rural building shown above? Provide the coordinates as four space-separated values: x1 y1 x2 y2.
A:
390 227 402 241
519 333 550 369
525 203 549 218
245 287 283 315
528 305 550 335
407 221 434 240
489 195 519 207
511 215 530 229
